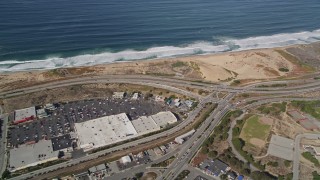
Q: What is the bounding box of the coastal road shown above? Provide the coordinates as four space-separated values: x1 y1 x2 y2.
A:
3 75 320 99
293 133 320 180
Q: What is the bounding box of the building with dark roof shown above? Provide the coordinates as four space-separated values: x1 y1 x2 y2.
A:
199 159 230 177
227 171 238 180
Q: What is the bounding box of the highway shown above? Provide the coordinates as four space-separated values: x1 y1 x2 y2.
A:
2 75 320 99
0 74 320 179
158 93 235 180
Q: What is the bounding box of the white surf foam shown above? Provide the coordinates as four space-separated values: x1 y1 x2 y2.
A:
1 29 320 72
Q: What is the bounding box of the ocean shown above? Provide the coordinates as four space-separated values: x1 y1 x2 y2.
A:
0 0 320 72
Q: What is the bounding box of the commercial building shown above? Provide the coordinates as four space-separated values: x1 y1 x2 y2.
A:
174 99 181 107
74 113 138 151
185 100 194 108
199 159 230 177
9 140 59 172
14 107 36 124
36 108 48 119
175 129 196 144
131 116 160 135
132 93 139 100
89 163 107 173
75 111 177 151
112 92 125 99
45 103 56 110
155 95 165 102
121 155 132 164
151 111 177 127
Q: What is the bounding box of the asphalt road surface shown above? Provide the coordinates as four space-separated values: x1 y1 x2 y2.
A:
1 75 320 179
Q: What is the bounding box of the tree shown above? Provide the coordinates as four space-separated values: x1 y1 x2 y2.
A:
201 146 209 154
2 169 11 179
250 171 276 180
220 174 228 180
208 151 218 158
233 127 240 136
135 172 144 179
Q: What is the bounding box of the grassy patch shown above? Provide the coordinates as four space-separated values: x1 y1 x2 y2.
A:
275 50 315 72
256 84 287 88
240 115 271 143
151 156 175 167
312 171 320 180
284 160 292 167
232 116 266 171
231 79 241 86
175 170 190 180
171 61 188 68
145 72 175 76
267 161 278 167
291 100 320 120
279 67 289 72
302 152 320 167
257 102 287 116
201 110 243 153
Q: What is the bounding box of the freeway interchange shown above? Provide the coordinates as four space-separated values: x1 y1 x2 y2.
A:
1 74 320 180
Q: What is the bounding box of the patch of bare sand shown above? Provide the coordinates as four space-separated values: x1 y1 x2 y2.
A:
191 48 295 81
250 138 265 148
259 117 274 125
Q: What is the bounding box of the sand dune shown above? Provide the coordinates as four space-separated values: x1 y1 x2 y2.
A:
0 43 317 92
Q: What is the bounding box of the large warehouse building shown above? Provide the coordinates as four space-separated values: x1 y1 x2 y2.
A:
131 116 160 135
9 140 59 172
75 111 177 151
14 107 36 124
74 113 138 151
151 111 177 127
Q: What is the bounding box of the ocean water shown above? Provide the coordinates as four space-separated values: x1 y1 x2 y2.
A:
0 0 320 72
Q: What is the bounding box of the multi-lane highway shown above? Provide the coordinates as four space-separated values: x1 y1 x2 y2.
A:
2 75 320 99
158 93 235 180
1 75 320 180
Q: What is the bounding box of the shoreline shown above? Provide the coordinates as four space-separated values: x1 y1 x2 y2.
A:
0 38 319 74
0 42 319 91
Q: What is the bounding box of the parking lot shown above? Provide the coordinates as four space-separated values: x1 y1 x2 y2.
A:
8 97 169 147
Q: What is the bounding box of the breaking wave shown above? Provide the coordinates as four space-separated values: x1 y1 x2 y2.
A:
1 29 320 72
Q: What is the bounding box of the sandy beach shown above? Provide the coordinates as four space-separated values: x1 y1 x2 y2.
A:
0 43 319 92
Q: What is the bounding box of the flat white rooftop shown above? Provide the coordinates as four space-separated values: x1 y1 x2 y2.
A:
14 107 36 121
131 116 160 135
9 140 58 172
151 111 177 127
175 129 195 143
75 113 138 151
